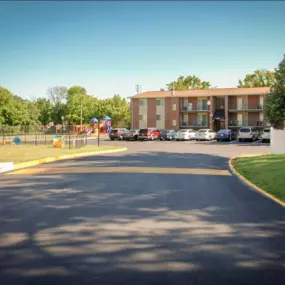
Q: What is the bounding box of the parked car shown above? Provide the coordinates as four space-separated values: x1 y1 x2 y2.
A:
261 128 271 143
216 129 236 141
195 129 216 141
109 128 129 140
123 129 140 141
158 129 175 141
166 130 177 140
138 128 160 141
175 129 196 141
238 127 259 142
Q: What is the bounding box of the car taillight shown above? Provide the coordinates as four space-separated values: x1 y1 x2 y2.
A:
249 132 252 136
147 132 150 136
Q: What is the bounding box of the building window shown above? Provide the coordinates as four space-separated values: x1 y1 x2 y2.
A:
172 104 176 111
156 115 161 121
216 97 225 109
173 119 177 127
156 99 164 106
139 99 146 106
197 114 208 126
139 114 146 120
197 99 208 111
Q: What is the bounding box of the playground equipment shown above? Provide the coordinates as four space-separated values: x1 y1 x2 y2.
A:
89 116 112 135
53 135 65 148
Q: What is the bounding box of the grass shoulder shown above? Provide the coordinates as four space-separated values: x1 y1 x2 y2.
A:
232 154 285 202
0 145 123 164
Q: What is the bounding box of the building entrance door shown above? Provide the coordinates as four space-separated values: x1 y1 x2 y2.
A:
213 119 225 131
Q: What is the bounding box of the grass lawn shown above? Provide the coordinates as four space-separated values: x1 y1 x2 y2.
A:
232 154 285 202
0 145 122 163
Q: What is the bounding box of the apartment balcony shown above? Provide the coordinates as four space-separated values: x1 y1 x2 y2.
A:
228 120 270 127
181 105 209 112
229 104 263 112
181 121 209 128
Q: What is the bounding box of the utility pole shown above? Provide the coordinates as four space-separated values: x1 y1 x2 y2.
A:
135 85 141 94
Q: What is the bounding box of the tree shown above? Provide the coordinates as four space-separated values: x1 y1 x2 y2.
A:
264 56 285 129
102 95 130 127
36 98 53 125
47 86 67 105
66 86 88 124
238 69 275 88
167 75 211 91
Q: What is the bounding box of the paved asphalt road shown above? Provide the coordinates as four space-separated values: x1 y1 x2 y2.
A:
0 140 284 285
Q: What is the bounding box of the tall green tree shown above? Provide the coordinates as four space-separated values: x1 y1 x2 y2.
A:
167 75 211 91
66 86 88 124
101 95 130 127
36 98 53 125
264 56 285 129
238 70 275 88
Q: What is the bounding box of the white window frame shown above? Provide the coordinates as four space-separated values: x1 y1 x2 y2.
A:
172 104 176 111
172 119 177 127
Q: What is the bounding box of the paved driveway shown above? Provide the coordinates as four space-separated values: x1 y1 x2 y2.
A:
0 141 284 285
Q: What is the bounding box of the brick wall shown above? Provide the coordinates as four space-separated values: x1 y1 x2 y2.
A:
188 97 197 109
132 99 139 129
229 96 237 109
248 95 260 108
188 113 197 126
164 98 172 129
147 98 156 127
171 97 180 130
229 113 237 123
248 112 259 125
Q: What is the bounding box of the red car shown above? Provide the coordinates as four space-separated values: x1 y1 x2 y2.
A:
138 128 161 141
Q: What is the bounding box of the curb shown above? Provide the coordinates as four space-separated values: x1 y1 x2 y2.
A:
1 147 127 174
229 153 285 208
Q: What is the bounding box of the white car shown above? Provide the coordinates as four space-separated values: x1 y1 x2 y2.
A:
238 127 259 142
175 129 196 141
261 128 271 143
195 129 216 141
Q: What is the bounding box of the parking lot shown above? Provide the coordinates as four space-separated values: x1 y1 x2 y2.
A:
101 137 270 158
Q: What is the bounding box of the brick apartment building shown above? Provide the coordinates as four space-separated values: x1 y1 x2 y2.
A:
130 87 270 131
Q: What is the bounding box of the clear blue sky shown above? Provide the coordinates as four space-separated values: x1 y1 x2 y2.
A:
0 1 284 100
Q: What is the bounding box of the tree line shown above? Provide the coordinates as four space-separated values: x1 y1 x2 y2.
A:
0 86 131 128
1 55 284 130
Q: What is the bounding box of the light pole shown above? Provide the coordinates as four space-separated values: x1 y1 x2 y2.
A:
80 100 83 132
61 116 64 135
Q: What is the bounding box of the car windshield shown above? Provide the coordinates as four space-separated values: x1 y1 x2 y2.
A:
139 129 148 134
178 130 187 133
218 130 230 134
240 128 250 133
264 129 270 133
198 130 207 133
161 130 169 134
129 129 136 133
111 129 118 133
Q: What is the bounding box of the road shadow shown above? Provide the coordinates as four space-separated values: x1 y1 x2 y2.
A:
0 152 284 285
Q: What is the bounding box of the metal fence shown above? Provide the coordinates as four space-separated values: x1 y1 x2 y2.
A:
0 133 88 149
0 124 90 149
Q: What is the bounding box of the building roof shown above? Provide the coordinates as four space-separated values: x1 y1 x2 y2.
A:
130 87 270 99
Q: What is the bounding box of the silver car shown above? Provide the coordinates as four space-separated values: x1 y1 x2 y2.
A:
195 129 216 141
238 127 259 142
261 128 271 143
